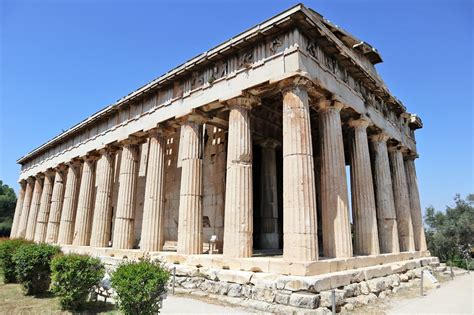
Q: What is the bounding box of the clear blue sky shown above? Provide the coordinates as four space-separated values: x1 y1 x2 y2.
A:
1 0 472 213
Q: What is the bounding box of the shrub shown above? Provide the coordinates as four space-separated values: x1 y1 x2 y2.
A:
12 243 61 295
111 259 170 315
50 254 105 310
0 238 33 283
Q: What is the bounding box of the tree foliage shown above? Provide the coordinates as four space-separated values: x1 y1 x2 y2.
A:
425 194 474 266
111 259 170 315
0 180 17 237
12 243 61 295
51 254 105 310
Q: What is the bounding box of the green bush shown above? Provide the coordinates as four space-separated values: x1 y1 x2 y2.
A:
0 238 33 283
50 254 105 310
111 259 170 315
12 243 61 295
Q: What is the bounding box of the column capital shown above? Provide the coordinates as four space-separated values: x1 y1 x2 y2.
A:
35 173 45 181
118 136 145 147
66 159 83 168
369 132 391 143
53 163 68 172
226 93 260 109
145 126 170 138
279 75 314 95
97 144 120 156
18 179 27 186
348 116 371 130
317 97 344 113
403 150 419 160
258 138 280 149
26 176 36 184
80 153 100 162
44 168 56 178
176 109 209 125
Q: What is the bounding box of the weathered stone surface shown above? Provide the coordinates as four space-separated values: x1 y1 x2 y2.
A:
250 272 279 288
200 268 220 281
217 270 253 284
349 118 380 255
223 99 254 258
282 82 318 262
370 133 400 254
275 292 291 305
253 287 276 303
343 283 360 298
174 265 200 277
227 283 242 297
360 281 370 295
181 277 203 289
289 292 320 309
319 290 344 307
367 278 386 293
341 302 354 312
319 100 352 258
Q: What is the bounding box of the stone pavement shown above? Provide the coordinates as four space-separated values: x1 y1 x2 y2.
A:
160 295 255 314
388 273 473 314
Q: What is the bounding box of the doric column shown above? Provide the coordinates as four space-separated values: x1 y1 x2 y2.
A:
141 130 166 252
258 139 279 250
177 117 204 255
10 180 26 238
90 149 116 247
34 171 54 243
223 96 256 258
113 141 139 249
318 100 352 258
370 133 400 253
45 167 67 244
404 155 428 252
25 175 44 240
349 117 380 255
57 162 82 245
17 177 35 238
389 145 415 252
281 81 318 262
73 157 97 246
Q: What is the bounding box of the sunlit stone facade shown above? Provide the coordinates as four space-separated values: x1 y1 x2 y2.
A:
12 4 428 275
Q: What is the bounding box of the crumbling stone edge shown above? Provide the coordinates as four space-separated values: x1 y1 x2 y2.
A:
99 256 440 314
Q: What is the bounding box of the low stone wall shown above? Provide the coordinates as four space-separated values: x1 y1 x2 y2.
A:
96 254 439 314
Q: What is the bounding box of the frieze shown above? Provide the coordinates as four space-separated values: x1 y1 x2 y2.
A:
305 38 401 129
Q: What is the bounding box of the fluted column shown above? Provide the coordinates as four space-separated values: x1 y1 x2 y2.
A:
370 134 400 253
177 118 204 255
34 171 54 242
57 162 82 245
45 167 67 244
281 82 318 262
318 100 352 258
258 140 279 250
223 97 256 258
73 157 97 246
404 156 428 252
113 142 139 249
389 146 415 252
349 118 380 255
17 178 35 238
141 130 166 252
11 180 26 238
25 175 44 240
90 150 116 247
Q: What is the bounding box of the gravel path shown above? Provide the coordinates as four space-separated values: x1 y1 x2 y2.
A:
388 273 473 314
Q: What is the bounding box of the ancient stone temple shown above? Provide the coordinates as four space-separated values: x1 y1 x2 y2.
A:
11 4 438 312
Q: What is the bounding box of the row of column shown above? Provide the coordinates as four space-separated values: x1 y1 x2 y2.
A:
11 81 427 262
